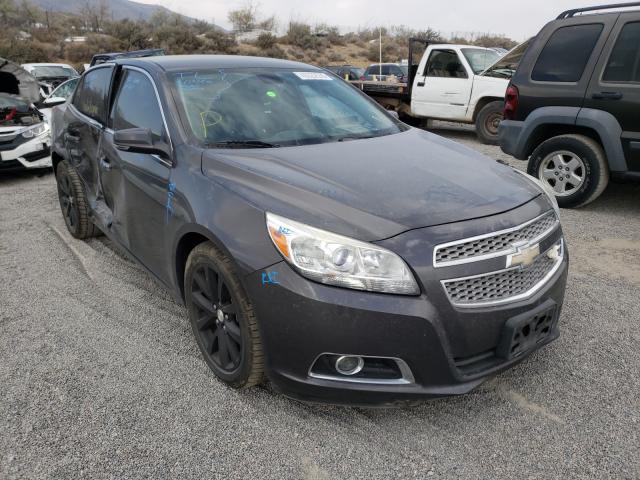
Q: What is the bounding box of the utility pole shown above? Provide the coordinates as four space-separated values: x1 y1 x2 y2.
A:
379 27 382 76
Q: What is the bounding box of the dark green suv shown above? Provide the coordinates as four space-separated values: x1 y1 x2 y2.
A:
499 3 640 207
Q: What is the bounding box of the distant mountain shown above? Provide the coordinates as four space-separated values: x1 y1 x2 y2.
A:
30 0 225 30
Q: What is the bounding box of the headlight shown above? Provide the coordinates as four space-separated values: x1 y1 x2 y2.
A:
513 168 560 218
21 123 48 139
266 213 420 295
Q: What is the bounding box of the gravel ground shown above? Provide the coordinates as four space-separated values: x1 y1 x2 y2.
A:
1 125 639 479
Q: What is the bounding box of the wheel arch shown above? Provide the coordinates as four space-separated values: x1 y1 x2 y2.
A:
524 124 606 160
51 150 65 176
174 225 230 303
472 96 504 122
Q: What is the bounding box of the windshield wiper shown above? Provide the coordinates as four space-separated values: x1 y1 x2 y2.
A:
205 140 279 148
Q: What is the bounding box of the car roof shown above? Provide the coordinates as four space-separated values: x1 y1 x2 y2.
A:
22 63 74 68
117 54 320 72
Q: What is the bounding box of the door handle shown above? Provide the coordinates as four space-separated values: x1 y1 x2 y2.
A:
99 157 112 171
64 132 80 142
592 91 623 100
417 81 425 87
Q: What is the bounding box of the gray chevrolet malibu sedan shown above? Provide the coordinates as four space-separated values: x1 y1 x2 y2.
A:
51 55 568 405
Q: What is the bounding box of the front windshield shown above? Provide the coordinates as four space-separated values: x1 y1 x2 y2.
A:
399 65 408 76
482 40 532 79
461 49 501 75
31 66 77 78
170 68 407 148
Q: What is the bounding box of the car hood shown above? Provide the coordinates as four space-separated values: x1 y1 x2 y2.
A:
0 57 40 103
201 128 541 241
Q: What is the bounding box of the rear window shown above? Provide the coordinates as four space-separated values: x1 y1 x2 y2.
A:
603 22 640 83
532 24 603 82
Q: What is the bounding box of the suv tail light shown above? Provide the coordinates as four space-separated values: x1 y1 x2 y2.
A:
504 85 519 120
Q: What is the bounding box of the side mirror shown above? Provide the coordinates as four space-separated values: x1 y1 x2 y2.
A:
43 96 66 107
114 128 171 160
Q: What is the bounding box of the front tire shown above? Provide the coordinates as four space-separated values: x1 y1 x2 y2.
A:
185 242 265 389
527 134 609 208
55 160 100 239
475 100 503 145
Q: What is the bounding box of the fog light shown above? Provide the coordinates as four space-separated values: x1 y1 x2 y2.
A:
334 355 364 376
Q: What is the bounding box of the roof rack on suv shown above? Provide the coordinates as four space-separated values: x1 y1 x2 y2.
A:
557 2 640 19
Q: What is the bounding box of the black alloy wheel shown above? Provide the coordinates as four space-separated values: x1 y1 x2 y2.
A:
57 170 79 233
185 242 265 388
55 160 100 239
191 264 243 373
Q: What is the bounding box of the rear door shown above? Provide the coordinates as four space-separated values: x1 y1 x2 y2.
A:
63 65 114 205
101 66 172 277
584 13 640 172
411 49 473 120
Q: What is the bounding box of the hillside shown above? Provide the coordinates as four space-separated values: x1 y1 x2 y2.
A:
29 0 223 29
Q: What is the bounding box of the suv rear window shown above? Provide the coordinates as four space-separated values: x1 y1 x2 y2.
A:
603 22 640 83
532 24 603 82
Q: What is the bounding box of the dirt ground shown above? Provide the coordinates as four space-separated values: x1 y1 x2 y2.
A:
1 125 639 479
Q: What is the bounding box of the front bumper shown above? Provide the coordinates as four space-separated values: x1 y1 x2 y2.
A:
244 200 568 406
0 133 52 171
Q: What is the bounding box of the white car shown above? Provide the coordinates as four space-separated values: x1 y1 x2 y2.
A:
21 63 79 99
38 77 80 125
0 93 51 171
1 57 52 171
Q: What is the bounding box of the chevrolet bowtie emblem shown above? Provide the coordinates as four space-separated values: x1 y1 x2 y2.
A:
507 242 540 268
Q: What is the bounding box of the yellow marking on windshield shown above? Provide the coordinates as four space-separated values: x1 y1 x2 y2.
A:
200 111 222 137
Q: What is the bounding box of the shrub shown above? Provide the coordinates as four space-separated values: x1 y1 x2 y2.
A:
287 21 317 50
63 42 93 63
0 39 52 63
260 44 286 59
204 29 237 53
255 32 277 50
326 51 344 63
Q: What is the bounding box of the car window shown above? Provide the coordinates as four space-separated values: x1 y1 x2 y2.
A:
72 66 113 123
30 66 77 78
51 78 79 100
110 69 164 138
532 24 603 82
603 22 640 83
461 48 501 74
425 50 467 78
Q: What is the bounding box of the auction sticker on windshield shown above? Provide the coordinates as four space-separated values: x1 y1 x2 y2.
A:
293 72 332 81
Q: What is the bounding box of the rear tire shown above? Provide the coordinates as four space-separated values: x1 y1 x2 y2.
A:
475 101 503 145
55 160 101 239
185 242 265 389
527 134 609 208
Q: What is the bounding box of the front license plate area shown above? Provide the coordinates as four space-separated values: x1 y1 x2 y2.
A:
497 304 557 360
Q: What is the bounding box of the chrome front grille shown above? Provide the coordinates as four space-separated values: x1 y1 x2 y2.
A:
442 240 564 307
434 211 558 267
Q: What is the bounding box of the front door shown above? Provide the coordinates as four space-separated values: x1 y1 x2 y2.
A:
101 67 172 278
411 49 473 120
584 14 640 172
63 65 114 205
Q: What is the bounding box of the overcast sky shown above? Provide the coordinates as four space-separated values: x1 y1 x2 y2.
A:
135 0 629 41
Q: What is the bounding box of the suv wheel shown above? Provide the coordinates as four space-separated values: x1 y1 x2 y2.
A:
475 101 503 145
528 134 609 208
55 160 101 239
185 242 265 389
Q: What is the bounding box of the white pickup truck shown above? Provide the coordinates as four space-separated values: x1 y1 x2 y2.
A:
351 41 527 144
